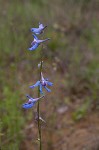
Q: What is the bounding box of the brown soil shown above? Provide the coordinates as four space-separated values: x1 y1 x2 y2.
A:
20 72 99 150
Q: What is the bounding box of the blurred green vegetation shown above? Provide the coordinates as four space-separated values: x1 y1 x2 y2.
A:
0 0 99 149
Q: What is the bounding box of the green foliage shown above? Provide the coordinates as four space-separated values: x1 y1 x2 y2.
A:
0 86 24 149
72 99 90 121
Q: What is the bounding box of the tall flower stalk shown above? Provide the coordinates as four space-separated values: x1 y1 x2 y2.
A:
37 47 43 150
22 23 53 150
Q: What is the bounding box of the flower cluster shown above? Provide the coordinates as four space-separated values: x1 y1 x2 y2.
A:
22 23 53 109
28 23 50 51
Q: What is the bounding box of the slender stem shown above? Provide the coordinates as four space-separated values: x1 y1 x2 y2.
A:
0 120 2 150
37 44 43 150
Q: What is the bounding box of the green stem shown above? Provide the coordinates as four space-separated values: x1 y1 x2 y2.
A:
37 44 43 150
0 120 2 150
37 100 42 150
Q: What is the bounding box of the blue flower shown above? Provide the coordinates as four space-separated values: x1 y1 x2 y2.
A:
30 72 53 94
31 22 47 35
22 94 44 109
28 34 50 51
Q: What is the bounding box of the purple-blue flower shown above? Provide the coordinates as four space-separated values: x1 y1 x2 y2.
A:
31 22 47 35
28 34 50 51
22 94 44 109
30 72 53 94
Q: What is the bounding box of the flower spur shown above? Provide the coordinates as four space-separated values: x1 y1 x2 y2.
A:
22 94 44 109
29 72 53 94
31 22 47 35
28 34 50 51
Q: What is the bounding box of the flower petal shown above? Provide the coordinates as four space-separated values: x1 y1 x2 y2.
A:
22 102 35 109
39 84 43 94
44 86 51 92
32 34 38 40
39 23 44 28
47 81 53 86
29 81 40 88
28 43 39 51
26 94 33 99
